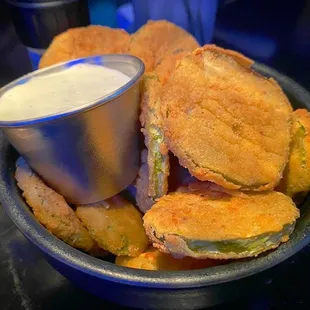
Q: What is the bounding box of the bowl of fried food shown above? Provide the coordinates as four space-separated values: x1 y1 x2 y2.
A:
1 20 310 310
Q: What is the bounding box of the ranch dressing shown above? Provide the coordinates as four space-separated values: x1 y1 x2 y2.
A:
0 63 130 121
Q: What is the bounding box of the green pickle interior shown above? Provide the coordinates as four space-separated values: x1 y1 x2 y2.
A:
185 223 295 256
149 125 166 198
294 122 307 167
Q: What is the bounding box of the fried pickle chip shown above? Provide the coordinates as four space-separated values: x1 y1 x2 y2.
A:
129 20 200 72
154 44 253 85
115 246 223 271
15 157 98 253
279 109 310 197
155 49 190 84
161 45 292 191
39 25 130 68
202 44 254 68
137 74 170 213
76 195 149 257
143 191 299 259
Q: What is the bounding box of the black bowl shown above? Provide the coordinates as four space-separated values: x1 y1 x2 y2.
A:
1 63 310 310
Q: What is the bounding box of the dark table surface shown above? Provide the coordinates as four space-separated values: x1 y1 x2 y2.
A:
1 1 310 309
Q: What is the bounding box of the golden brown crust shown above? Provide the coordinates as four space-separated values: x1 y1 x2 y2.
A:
129 20 200 72
115 246 223 270
137 74 170 212
199 44 254 68
143 191 299 259
39 25 131 68
76 195 149 257
15 157 98 253
155 49 190 84
144 191 298 241
161 45 292 190
278 109 310 197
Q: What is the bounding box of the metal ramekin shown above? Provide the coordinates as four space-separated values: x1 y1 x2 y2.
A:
0 54 145 204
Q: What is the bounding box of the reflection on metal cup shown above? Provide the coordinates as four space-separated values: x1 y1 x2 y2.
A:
0 55 145 204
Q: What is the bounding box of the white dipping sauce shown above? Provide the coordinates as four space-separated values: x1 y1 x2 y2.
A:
0 63 131 121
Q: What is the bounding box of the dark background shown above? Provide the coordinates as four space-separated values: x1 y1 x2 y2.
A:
1 0 310 89
0 0 310 309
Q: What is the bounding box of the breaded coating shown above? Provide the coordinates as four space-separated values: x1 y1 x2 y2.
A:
115 246 223 271
202 44 254 68
76 195 149 257
15 157 97 253
129 20 200 72
155 49 190 85
187 181 248 198
155 35 200 67
39 25 130 68
279 109 310 197
143 191 299 259
135 150 155 213
161 45 292 191
155 44 253 85
137 73 170 212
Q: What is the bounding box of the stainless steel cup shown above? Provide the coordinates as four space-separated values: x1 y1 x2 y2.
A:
0 55 144 204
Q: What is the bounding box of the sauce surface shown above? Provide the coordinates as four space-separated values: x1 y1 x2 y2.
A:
0 64 131 121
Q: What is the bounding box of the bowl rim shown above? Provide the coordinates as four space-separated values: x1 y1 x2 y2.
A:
1 62 310 289
0 54 145 128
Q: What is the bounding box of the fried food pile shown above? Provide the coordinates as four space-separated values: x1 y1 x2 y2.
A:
39 25 131 69
16 20 310 271
39 20 200 79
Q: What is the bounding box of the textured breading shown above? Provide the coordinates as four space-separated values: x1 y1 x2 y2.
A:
129 20 200 72
115 246 223 271
202 44 254 68
187 181 248 198
143 191 299 259
15 157 98 253
39 25 130 68
137 73 170 212
155 44 253 85
155 49 190 85
155 35 200 67
76 195 149 257
135 150 156 213
278 109 310 197
161 45 292 190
